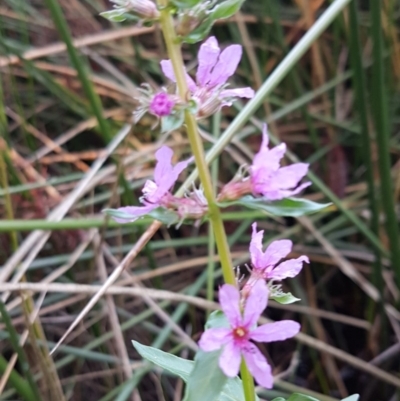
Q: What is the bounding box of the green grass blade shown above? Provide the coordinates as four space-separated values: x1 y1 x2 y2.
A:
371 0 400 288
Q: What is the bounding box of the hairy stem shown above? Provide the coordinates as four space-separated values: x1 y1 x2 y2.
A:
157 2 235 286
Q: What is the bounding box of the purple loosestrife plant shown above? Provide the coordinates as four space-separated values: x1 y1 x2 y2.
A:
218 124 311 202
102 1 336 399
160 36 254 118
199 280 300 388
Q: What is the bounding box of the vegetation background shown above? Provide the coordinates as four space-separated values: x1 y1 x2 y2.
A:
0 0 399 400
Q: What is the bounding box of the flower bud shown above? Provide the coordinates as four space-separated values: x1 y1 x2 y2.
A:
217 179 252 202
176 4 208 37
111 0 159 20
149 92 175 117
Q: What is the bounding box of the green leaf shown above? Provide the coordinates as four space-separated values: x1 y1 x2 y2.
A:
161 112 184 133
132 341 194 381
100 9 127 22
218 196 331 217
219 377 247 401
103 207 179 226
171 0 202 9
148 208 180 226
286 394 320 401
341 396 360 401
183 350 228 401
102 208 138 221
211 0 244 21
181 17 214 44
271 292 300 305
132 341 251 401
271 398 286 401
205 310 229 330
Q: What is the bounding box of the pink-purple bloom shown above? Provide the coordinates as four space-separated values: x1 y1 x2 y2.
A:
199 281 300 388
111 146 192 223
149 92 175 117
218 124 311 202
250 125 311 200
160 36 254 118
249 222 309 281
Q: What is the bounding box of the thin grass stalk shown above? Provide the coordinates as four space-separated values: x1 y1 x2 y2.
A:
43 0 111 142
0 210 267 231
370 0 400 290
348 1 384 297
0 355 37 401
0 301 42 401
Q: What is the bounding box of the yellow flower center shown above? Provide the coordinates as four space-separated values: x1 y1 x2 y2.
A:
234 327 246 338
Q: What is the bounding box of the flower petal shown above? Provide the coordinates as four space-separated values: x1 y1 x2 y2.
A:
219 284 241 327
154 146 174 184
261 181 311 201
267 163 309 190
249 222 264 269
198 327 231 351
208 44 242 87
110 204 157 223
243 280 268 328
269 255 309 280
150 146 192 201
242 343 273 389
196 36 220 86
220 87 255 99
261 239 292 270
252 143 286 184
219 339 241 377
250 320 300 343
160 60 196 91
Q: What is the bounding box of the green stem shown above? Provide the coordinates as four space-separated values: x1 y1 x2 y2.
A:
240 359 255 401
157 2 235 286
157 1 254 397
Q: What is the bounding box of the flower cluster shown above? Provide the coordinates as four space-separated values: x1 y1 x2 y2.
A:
218 125 311 202
198 219 308 388
161 36 254 119
109 146 207 225
133 37 254 128
101 12 314 392
199 280 300 388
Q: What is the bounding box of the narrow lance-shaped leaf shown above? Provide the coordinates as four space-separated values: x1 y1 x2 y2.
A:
132 340 194 381
183 350 228 401
211 0 245 21
218 196 331 217
286 394 320 401
271 292 301 305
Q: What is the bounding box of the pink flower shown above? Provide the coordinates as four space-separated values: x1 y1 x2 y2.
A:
250 125 311 200
112 146 192 223
249 222 309 281
160 36 254 118
217 125 311 202
149 92 175 117
199 281 300 388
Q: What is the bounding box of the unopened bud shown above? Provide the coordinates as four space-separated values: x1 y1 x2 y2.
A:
117 0 159 19
217 180 252 202
176 5 208 37
149 92 175 117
